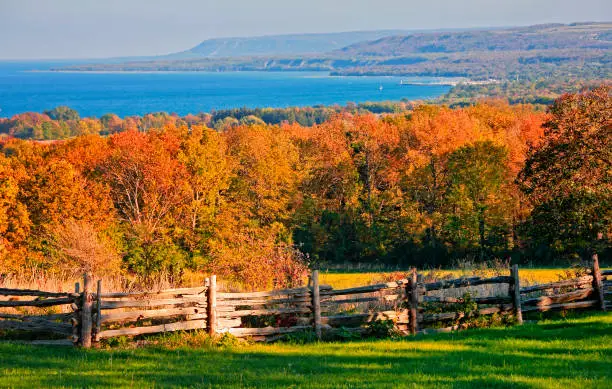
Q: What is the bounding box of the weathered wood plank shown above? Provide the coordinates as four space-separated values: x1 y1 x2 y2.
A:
322 296 380 306
0 319 72 335
0 297 74 307
423 276 513 292
0 313 73 322
102 292 208 301
478 305 514 315
97 319 208 339
100 296 207 309
521 299 598 313
101 286 207 298
217 318 242 328
0 288 77 298
421 296 512 304
186 313 208 321
321 293 401 306
217 307 311 318
321 310 407 327
320 280 408 297
520 276 593 294
218 286 319 299
383 294 402 302
217 296 311 306
420 310 460 323
101 307 206 324
522 288 594 307
227 325 311 337
420 304 513 323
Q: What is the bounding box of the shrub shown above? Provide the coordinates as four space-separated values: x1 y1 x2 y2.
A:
365 319 403 339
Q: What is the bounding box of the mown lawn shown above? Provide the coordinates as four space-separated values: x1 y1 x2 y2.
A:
1 313 610 388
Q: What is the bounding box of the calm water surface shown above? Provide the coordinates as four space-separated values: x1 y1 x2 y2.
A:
0 61 451 117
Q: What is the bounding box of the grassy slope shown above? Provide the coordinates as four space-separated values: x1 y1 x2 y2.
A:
1 313 610 388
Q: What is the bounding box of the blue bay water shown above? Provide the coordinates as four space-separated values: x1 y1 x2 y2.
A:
0 61 451 118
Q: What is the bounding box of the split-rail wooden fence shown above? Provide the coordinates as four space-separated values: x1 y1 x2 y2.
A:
1 256 609 346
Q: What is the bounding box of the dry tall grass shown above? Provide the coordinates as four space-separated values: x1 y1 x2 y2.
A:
1 259 601 295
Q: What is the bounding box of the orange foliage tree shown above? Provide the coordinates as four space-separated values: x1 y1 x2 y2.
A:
5 90 607 285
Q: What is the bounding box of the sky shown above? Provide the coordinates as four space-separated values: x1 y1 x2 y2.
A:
0 0 610 59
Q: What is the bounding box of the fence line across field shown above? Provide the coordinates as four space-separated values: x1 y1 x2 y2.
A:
0 255 609 347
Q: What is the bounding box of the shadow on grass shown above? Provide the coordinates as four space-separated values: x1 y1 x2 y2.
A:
1 313 610 388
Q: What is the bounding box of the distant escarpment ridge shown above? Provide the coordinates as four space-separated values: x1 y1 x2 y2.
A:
55 22 611 81
173 30 413 58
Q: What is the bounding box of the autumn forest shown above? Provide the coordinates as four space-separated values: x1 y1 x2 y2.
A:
0 86 609 289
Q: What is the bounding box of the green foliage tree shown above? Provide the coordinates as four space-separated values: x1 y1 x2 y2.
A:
518 85 611 258
444 141 512 258
43 106 80 121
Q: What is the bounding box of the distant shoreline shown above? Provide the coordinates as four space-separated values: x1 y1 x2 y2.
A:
37 69 335 75
400 79 500 87
39 68 468 84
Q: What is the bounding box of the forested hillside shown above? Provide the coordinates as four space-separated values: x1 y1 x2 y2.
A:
56 23 611 105
1 87 609 288
59 23 611 82
335 23 611 55
328 24 611 84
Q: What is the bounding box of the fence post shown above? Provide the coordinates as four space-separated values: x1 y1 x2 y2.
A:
207 275 217 336
408 268 418 335
510 264 523 324
80 273 93 348
204 277 210 330
71 282 80 345
592 253 606 312
312 270 322 340
94 280 102 342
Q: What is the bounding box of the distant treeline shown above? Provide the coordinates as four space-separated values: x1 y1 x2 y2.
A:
3 78 609 142
0 101 414 140
1 87 609 288
440 78 611 107
57 50 610 82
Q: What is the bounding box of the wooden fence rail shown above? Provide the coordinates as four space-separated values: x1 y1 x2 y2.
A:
0 285 80 346
0 256 609 347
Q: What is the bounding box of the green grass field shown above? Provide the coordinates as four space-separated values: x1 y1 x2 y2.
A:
1 313 610 388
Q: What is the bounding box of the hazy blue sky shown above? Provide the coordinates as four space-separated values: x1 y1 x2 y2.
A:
0 0 610 59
